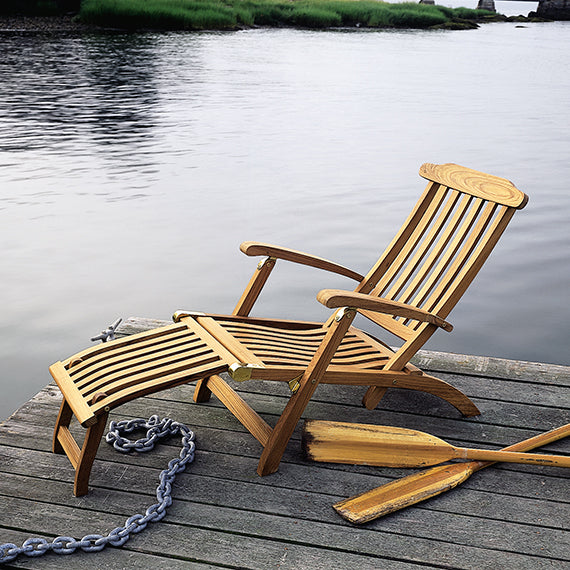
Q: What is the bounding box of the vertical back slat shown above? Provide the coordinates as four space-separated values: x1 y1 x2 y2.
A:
396 192 472 307
356 180 441 295
432 205 516 318
371 184 449 297
420 201 499 317
382 189 462 302
407 198 489 316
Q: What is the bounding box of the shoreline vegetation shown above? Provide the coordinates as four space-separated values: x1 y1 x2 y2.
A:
78 0 503 31
0 0 547 32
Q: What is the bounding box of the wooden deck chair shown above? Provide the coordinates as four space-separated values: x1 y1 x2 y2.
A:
50 163 527 495
182 163 528 477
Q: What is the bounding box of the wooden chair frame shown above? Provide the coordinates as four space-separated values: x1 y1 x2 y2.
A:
186 162 528 476
50 163 528 494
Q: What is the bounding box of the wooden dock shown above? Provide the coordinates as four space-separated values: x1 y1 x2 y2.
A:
1 317 568 569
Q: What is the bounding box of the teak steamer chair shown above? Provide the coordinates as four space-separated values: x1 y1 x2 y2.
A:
50 163 528 495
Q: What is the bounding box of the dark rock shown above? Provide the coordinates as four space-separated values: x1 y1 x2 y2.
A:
536 0 570 19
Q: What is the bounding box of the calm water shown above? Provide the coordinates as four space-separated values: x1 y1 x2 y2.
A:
1 20 569 420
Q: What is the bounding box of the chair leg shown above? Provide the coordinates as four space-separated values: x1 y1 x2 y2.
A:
74 412 109 497
193 377 213 403
257 376 320 476
53 399 74 455
361 387 388 410
257 307 357 476
52 398 109 496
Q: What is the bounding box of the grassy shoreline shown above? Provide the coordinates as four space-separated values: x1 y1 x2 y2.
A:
1 0 539 32
79 0 497 31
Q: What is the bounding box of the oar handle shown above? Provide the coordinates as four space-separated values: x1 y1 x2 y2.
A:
470 423 570 472
462 447 570 467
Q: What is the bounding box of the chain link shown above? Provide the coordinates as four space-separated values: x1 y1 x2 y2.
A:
0 415 195 564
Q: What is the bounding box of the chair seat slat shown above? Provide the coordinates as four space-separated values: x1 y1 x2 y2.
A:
222 322 326 340
89 359 229 416
228 332 324 350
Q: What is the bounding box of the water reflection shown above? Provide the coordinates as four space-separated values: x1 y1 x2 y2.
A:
80 35 159 147
0 33 161 196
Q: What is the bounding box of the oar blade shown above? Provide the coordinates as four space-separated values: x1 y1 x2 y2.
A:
334 462 478 524
302 419 455 468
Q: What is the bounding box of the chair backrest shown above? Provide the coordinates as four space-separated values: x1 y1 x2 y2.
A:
354 163 528 369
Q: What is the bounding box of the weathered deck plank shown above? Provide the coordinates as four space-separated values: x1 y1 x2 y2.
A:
0 317 568 568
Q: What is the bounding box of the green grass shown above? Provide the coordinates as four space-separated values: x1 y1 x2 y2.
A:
4 0 495 30
79 0 240 29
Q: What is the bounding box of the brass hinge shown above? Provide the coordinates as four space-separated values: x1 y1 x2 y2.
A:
334 307 356 322
172 310 206 322
257 256 276 270
287 374 303 394
228 362 264 382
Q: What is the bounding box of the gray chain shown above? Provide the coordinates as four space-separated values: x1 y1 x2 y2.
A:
0 415 195 564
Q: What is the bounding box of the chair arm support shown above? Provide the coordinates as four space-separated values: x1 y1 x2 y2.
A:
240 241 364 282
317 289 453 332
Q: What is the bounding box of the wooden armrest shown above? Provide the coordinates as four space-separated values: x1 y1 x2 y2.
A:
317 289 453 332
240 241 364 282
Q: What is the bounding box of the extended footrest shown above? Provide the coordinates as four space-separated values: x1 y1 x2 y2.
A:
51 319 239 496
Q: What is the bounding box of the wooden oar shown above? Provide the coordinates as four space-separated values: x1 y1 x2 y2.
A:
302 420 570 468
330 423 570 524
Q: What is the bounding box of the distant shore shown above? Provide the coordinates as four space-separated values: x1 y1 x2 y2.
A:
0 14 92 32
0 8 546 33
